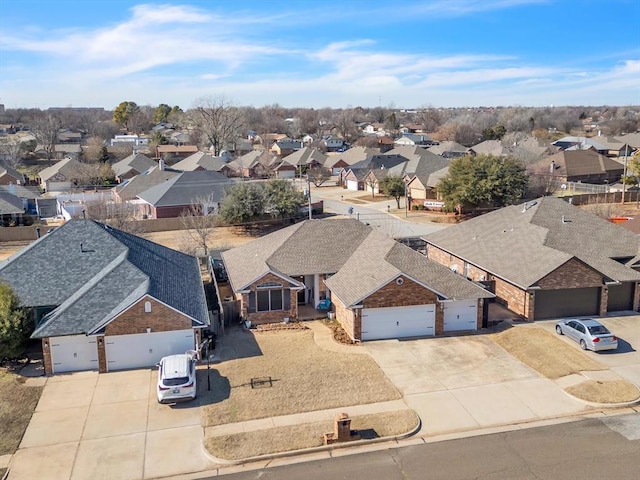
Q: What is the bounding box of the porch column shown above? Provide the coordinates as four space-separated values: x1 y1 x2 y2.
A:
314 274 320 308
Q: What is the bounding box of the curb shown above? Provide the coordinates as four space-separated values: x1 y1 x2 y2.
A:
561 387 640 409
201 410 422 466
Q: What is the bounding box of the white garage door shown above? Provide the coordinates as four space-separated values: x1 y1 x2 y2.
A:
105 329 194 371
443 299 478 332
346 180 359 191
362 305 435 341
50 335 99 373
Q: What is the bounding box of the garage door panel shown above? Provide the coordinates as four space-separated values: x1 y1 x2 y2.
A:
443 299 478 332
346 180 358 191
105 329 194 371
50 335 99 373
608 283 634 312
534 288 599 320
362 305 435 341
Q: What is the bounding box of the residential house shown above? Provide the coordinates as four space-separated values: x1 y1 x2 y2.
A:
111 153 157 183
320 135 344 152
272 159 298 179
0 165 26 185
423 197 640 320
113 164 181 203
0 184 40 215
136 170 234 219
38 157 85 192
0 190 25 225
156 145 199 164
427 141 468 158
467 140 510 157
271 140 303 157
400 124 427 134
615 133 640 150
0 220 208 375
551 136 610 156
527 150 624 185
172 152 232 176
344 154 408 191
394 134 435 148
406 166 449 210
222 218 493 341
325 146 378 176
228 150 277 178
282 147 328 171
110 134 149 148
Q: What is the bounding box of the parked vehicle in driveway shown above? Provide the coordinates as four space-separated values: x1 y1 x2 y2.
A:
555 318 618 352
156 352 197 403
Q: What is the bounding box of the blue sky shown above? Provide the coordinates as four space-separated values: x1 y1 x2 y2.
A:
0 0 638 110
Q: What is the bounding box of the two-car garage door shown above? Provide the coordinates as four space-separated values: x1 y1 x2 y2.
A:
361 305 435 341
49 329 195 373
105 330 194 371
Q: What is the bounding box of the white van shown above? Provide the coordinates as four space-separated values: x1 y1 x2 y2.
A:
156 353 197 404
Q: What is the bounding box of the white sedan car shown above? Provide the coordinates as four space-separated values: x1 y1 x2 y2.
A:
555 318 618 352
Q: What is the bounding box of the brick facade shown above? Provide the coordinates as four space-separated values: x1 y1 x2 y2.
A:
42 338 53 376
97 336 107 373
335 275 454 341
426 243 610 320
241 273 299 325
105 296 192 336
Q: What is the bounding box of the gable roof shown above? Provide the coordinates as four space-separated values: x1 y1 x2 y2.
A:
528 150 624 178
172 152 229 172
114 165 181 201
38 157 81 182
324 146 378 168
137 170 233 207
0 165 26 183
424 197 640 288
111 153 156 178
0 220 208 337
282 147 328 167
427 141 468 156
222 218 491 304
0 191 24 215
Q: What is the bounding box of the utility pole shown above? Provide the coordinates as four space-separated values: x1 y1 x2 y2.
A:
307 174 312 220
622 144 629 204
404 180 409 218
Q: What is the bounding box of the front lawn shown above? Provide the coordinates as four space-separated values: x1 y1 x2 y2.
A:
201 329 401 427
0 369 43 455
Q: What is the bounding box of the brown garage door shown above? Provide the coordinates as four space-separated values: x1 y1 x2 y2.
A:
608 282 634 312
534 288 600 320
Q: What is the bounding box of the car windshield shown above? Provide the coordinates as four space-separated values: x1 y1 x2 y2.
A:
587 325 610 335
163 376 189 386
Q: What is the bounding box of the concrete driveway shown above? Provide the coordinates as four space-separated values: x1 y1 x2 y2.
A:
536 314 640 388
9 369 214 480
364 335 589 436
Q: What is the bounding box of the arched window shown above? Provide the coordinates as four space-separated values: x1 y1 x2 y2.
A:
144 301 152 313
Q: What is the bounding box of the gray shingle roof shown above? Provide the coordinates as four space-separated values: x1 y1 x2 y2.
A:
38 158 80 182
111 153 156 178
223 218 491 306
137 170 233 207
172 152 228 172
424 197 640 287
0 220 208 338
0 191 25 215
529 150 624 177
282 147 327 167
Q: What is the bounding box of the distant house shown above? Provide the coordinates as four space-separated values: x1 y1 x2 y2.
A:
467 140 510 157
427 141 468 158
320 135 344 152
228 150 277 178
113 164 181 202
110 134 149 148
528 150 624 185
394 134 434 147
0 165 26 185
324 146 378 176
156 145 199 164
136 170 234 219
282 147 327 170
38 158 84 192
111 153 157 183
271 140 303 157
551 136 610 156
0 190 25 225
172 152 233 176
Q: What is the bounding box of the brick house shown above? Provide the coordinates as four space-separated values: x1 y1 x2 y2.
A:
527 150 624 185
222 219 492 341
111 153 157 183
423 197 640 320
0 220 208 375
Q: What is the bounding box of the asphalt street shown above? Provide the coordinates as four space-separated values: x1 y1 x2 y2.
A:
204 414 640 479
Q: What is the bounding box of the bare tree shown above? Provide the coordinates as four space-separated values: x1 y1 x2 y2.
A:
0 137 27 170
189 96 245 155
307 165 330 187
179 194 220 258
31 114 62 164
83 136 107 163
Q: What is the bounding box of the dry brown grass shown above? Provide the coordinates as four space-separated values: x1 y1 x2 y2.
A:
491 327 605 379
201 330 401 427
0 369 43 455
205 410 419 460
566 380 640 404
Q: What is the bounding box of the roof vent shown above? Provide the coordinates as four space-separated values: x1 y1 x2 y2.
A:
562 215 571 224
